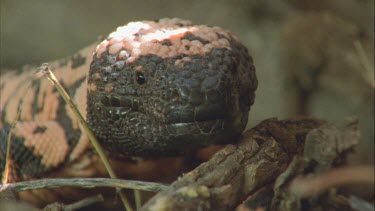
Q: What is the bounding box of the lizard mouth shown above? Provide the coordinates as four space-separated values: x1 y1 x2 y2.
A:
89 93 235 156
99 94 227 125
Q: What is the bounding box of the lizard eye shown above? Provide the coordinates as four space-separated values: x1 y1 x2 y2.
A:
136 72 146 84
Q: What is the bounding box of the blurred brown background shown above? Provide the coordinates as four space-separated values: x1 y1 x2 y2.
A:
1 0 374 164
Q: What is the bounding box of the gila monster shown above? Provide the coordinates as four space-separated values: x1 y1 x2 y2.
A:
0 18 257 180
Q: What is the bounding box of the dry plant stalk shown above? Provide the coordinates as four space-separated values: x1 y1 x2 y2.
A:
290 165 375 198
353 40 374 88
2 82 33 184
0 178 167 192
43 194 104 211
39 64 134 211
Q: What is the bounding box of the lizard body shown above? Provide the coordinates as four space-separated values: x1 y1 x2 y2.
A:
0 18 257 180
1 44 95 179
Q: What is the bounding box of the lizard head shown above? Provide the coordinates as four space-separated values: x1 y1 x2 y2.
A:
87 18 257 157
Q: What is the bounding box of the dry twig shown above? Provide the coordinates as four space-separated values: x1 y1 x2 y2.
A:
142 118 324 210
40 64 134 211
290 165 374 198
43 194 104 211
2 82 33 184
0 177 167 193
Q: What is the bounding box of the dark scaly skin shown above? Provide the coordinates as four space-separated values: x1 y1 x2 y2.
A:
88 20 257 157
0 18 257 179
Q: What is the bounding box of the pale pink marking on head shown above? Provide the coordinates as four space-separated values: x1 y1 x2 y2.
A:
94 18 234 64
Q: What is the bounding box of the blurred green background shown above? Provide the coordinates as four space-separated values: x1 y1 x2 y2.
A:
1 0 374 164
